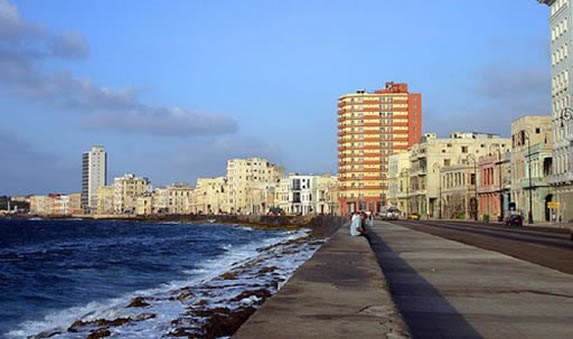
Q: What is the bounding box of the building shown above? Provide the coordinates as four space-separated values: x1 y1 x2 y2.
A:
337 81 422 215
113 173 151 214
81 145 107 213
165 184 194 214
510 116 553 223
387 151 411 212
96 185 115 215
538 0 573 221
314 174 339 215
29 195 52 215
477 150 511 222
226 158 284 214
190 177 227 214
408 132 510 220
276 174 315 215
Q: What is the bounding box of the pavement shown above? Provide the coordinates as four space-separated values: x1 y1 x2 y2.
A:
235 220 573 338
233 223 410 339
370 221 573 338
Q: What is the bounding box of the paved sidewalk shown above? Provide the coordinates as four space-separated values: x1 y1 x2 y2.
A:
234 225 409 338
370 221 573 338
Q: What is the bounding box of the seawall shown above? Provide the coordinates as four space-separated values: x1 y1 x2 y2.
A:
233 223 410 338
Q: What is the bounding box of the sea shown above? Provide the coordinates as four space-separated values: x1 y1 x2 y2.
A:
0 218 325 338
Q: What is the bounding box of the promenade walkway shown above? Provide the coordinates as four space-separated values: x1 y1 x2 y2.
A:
234 223 409 338
370 221 573 338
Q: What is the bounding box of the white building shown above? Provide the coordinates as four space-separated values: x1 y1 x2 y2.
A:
539 0 573 221
81 145 107 213
276 174 315 215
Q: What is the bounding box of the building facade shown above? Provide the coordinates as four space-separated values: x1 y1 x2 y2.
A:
510 116 553 223
113 173 151 214
337 82 422 215
81 145 107 213
539 0 573 221
276 174 316 215
314 174 339 215
226 158 284 214
408 132 510 220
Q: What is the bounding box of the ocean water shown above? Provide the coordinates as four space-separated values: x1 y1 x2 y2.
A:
0 218 324 338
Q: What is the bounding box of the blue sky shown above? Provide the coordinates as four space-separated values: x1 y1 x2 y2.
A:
0 0 552 195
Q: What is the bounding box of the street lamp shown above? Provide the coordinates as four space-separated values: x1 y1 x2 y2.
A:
555 107 573 128
466 154 478 221
400 169 410 218
520 130 534 225
489 144 505 221
433 162 442 219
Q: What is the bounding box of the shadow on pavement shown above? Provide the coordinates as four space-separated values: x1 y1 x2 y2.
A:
367 226 482 339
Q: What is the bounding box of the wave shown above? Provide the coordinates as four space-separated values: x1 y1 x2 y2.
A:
4 229 321 338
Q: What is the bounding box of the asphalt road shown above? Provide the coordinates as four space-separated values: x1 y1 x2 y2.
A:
390 220 573 274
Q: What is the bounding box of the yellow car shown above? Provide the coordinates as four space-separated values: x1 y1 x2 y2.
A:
408 213 420 220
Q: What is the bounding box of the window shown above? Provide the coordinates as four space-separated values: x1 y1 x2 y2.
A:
461 146 468 153
536 128 541 134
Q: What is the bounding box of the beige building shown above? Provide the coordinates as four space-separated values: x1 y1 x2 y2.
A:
96 185 115 215
29 195 52 216
113 173 151 214
190 177 227 214
387 151 411 212
165 184 193 215
226 158 284 214
136 193 154 216
408 132 510 220
314 174 339 215
511 116 553 223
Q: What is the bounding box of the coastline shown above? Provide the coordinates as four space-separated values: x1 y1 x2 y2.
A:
2 216 346 338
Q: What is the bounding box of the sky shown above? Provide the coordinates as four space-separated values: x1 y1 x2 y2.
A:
0 0 552 195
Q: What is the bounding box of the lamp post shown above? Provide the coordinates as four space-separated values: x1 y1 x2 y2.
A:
520 130 534 225
555 107 573 127
400 169 410 218
489 144 505 221
433 162 442 219
466 154 478 221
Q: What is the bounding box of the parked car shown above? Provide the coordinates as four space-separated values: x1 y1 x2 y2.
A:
408 213 420 220
505 214 523 226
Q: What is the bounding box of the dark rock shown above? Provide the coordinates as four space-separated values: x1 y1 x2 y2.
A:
201 306 257 338
87 328 111 339
219 272 238 280
133 313 156 321
128 296 150 308
257 266 277 275
230 289 271 303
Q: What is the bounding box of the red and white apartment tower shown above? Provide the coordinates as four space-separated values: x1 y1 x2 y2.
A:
337 82 422 215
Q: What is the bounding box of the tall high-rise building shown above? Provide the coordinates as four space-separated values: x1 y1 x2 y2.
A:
337 81 422 215
538 0 573 221
81 145 107 213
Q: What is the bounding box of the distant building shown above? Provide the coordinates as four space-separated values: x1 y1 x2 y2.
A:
314 174 338 215
190 177 227 214
82 145 107 213
275 174 314 215
29 193 81 216
113 173 151 214
337 82 422 215
226 158 284 214
96 186 115 215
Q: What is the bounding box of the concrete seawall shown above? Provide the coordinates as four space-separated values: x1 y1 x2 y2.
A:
233 223 410 338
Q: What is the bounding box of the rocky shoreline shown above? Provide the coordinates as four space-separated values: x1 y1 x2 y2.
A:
21 217 344 338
